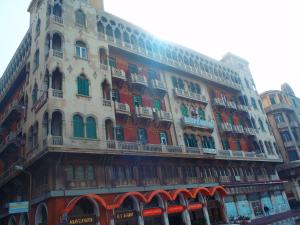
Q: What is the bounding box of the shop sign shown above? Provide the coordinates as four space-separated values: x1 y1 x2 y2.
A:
114 211 136 220
8 201 29 214
68 215 96 225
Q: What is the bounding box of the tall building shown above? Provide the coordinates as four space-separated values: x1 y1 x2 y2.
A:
261 84 300 203
0 1 291 225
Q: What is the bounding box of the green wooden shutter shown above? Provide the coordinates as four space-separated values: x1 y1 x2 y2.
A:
154 99 161 110
198 109 205 120
228 115 234 125
180 105 189 117
86 117 96 139
216 112 222 123
133 95 142 107
73 115 84 137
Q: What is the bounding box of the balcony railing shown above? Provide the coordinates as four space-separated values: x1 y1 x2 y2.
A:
52 49 63 58
131 73 148 87
233 125 244 134
115 102 131 116
52 136 63 145
226 101 237 110
182 116 214 130
213 98 226 107
203 148 217 154
284 140 295 148
174 88 208 104
49 15 64 25
111 68 126 81
220 123 233 132
244 127 257 136
52 89 63 98
150 79 167 93
155 110 173 122
237 104 249 112
103 99 112 107
134 106 153 119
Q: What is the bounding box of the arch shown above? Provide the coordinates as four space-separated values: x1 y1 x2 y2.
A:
69 198 100 221
170 188 193 200
53 2 62 17
105 25 113 37
86 116 97 139
8 216 16 225
97 21 104 33
35 203 48 225
145 189 172 202
101 79 111 100
42 112 49 138
51 111 63 136
112 192 147 209
51 67 63 91
105 119 114 140
19 213 29 225
52 32 63 51
63 194 109 214
191 187 211 198
73 114 84 138
75 9 86 26
208 186 228 197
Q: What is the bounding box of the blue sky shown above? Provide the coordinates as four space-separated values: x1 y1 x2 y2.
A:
1 0 300 96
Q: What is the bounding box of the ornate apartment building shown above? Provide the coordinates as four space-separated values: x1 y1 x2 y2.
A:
0 1 291 225
261 84 300 203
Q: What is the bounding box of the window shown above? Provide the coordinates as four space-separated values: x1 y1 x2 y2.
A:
86 117 96 139
128 63 138 74
97 21 104 33
198 108 205 120
153 99 161 110
236 140 241 150
77 74 89 96
34 49 40 69
112 89 120 102
75 9 86 27
195 84 201 94
270 96 276 105
159 132 168 145
251 97 258 109
65 165 74 180
73 114 84 137
259 119 266 132
228 115 234 125
86 165 95 180
75 165 85 180
180 104 189 117
108 57 116 68
32 84 38 104
222 139 229 150
137 128 147 144
281 131 292 142
274 113 284 124
288 150 299 161
53 3 62 17
132 95 142 107
35 18 41 35
75 41 87 60
115 126 124 141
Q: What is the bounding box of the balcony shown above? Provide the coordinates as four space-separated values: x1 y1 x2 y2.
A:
284 140 295 148
265 103 293 113
237 104 249 112
213 98 226 107
277 121 288 129
0 101 23 126
244 127 257 136
51 89 63 98
131 73 148 89
52 49 63 59
114 102 131 117
111 68 126 82
48 15 64 25
289 120 299 128
134 106 153 121
0 133 19 154
226 101 237 110
181 116 214 131
220 122 233 132
150 79 167 95
203 148 217 154
232 125 244 134
154 110 173 127
174 88 208 104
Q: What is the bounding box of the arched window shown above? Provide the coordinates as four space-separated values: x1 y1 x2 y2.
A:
105 25 113 37
75 165 84 180
35 18 41 35
97 21 104 33
75 9 86 27
32 83 38 104
42 113 49 138
77 74 89 96
53 3 62 17
123 32 130 43
86 117 96 139
73 114 84 137
75 41 87 59
52 33 62 51
114 28 121 40
51 111 62 136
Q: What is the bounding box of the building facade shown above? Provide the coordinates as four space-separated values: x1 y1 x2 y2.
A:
261 84 300 203
0 1 291 225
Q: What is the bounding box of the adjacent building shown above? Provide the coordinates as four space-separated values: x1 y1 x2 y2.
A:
261 83 300 203
0 1 291 225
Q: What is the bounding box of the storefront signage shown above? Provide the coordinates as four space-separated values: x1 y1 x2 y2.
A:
114 211 136 220
68 215 96 225
8 201 29 214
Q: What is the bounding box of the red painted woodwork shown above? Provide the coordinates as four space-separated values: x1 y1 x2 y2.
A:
167 205 185 214
188 203 202 211
143 208 163 217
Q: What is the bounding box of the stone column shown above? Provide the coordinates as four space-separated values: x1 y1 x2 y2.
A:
202 202 211 225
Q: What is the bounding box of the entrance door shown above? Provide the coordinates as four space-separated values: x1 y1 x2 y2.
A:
168 213 185 225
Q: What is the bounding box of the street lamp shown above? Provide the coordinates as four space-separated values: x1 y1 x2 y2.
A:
15 165 32 224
